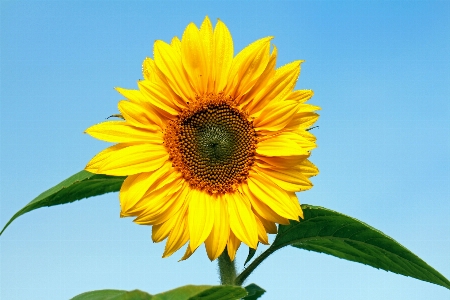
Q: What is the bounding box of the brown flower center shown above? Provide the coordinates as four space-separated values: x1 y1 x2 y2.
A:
164 94 256 194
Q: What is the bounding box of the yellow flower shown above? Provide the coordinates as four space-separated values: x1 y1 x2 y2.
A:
85 16 320 261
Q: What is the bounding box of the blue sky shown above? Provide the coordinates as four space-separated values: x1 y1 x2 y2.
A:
1 1 449 299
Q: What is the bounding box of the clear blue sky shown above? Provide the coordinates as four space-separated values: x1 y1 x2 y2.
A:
1 1 449 299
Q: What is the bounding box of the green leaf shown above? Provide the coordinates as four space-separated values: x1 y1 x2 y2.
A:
244 246 257 266
278 205 450 289
242 284 266 300
235 205 450 289
71 289 151 300
187 285 247 300
0 170 125 235
71 286 248 300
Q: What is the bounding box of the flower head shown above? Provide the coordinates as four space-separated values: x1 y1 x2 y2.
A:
85 16 320 261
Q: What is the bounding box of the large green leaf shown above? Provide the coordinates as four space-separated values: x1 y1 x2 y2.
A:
71 285 248 300
236 205 450 289
0 170 125 235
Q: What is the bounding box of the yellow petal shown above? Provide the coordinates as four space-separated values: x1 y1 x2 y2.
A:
254 214 269 245
299 159 319 177
248 170 299 220
225 36 273 99
119 162 172 216
239 46 277 109
115 87 147 105
179 243 195 261
153 40 195 101
255 155 307 169
85 121 161 143
85 143 128 173
134 180 186 225
254 164 312 192
188 189 214 251
248 60 302 117
213 19 233 93
153 41 195 99
138 80 181 116
205 195 230 261
227 193 258 249
163 202 190 258
170 36 182 54
253 100 301 132
227 230 241 261
118 100 162 129
97 143 168 176
254 210 278 234
297 103 321 112
286 89 314 104
152 217 176 243
200 16 214 92
240 184 289 225
285 112 319 131
182 22 208 94
256 133 310 157
151 187 190 244
288 192 304 219
142 57 187 109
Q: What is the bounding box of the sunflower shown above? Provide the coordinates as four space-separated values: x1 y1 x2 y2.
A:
85 16 319 261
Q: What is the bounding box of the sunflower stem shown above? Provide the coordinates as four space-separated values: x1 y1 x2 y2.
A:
235 246 277 286
218 249 237 285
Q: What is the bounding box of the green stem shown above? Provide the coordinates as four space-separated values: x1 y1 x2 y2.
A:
235 246 277 286
218 249 237 285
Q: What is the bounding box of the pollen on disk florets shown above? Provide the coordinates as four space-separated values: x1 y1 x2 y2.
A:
164 93 257 194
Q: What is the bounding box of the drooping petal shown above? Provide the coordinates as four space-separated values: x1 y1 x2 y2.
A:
85 121 161 143
97 143 168 176
227 193 258 249
205 195 230 261
119 161 172 216
188 189 214 251
254 214 269 245
240 184 289 225
151 187 190 244
288 192 304 219
180 243 195 261
227 230 241 261
213 19 233 93
253 210 278 234
152 216 176 243
247 170 299 220
134 180 186 225
163 198 191 258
